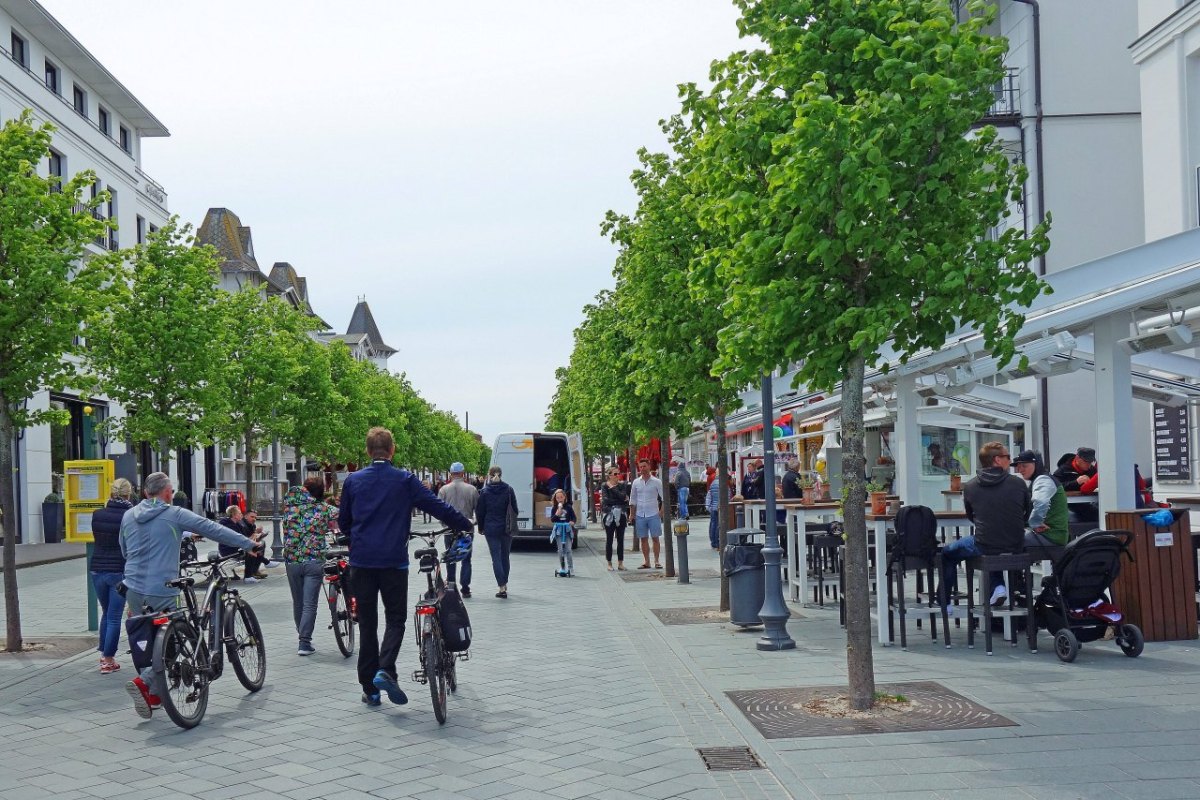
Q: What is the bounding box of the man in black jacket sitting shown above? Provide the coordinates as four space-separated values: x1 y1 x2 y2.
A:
940 441 1031 613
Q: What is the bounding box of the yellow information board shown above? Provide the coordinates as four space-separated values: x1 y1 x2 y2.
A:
64 459 114 543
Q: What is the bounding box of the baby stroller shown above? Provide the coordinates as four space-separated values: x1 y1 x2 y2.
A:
1034 529 1144 663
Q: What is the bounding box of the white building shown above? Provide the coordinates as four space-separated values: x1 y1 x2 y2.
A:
1 0 171 543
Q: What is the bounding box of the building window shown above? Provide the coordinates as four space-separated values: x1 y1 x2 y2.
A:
47 149 63 193
98 106 110 136
118 125 131 154
72 84 87 117
10 30 26 67
148 223 159 236
44 59 59 95
107 188 117 250
136 215 146 244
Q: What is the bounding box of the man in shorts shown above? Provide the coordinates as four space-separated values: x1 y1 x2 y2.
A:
629 458 664 569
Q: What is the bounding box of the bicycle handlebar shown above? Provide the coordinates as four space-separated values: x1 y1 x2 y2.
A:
181 551 246 573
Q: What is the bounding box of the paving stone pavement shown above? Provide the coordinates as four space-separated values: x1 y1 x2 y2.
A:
4 518 1200 800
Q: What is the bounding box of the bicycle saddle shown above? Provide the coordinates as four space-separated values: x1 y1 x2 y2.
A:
326 548 349 559
167 576 196 589
413 547 438 560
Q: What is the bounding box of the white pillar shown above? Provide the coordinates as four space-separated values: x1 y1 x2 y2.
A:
1093 313 1136 520
894 375 922 504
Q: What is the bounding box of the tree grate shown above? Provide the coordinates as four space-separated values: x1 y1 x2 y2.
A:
696 746 765 771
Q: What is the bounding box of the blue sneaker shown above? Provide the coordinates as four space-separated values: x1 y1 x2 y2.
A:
372 670 408 705
361 692 381 706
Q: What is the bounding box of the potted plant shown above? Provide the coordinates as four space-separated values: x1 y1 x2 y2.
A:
42 492 64 543
866 480 888 515
949 468 962 492
799 475 816 505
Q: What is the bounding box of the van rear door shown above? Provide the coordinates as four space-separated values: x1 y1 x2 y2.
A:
567 432 589 526
492 434 534 530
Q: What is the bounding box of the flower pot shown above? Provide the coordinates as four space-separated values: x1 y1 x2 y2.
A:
949 475 962 492
41 502 63 543
869 491 888 515
802 487 815 505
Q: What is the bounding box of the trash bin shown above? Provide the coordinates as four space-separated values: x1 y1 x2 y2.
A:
1106 508 1198 642
723 527 765 627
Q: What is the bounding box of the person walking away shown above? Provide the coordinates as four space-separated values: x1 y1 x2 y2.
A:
705 474 721 550
339 427 473 707
475 465 518 597
674 463 692 520
1012 450 1068 554
548 489 576 576
438 462 479 597
282 477 339 656
940 442 1031 613
89 478 133 674
600 468 629 570
629 458 664 569
120 472 262 719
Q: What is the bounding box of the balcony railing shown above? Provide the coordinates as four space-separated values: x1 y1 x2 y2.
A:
983 67 1020 121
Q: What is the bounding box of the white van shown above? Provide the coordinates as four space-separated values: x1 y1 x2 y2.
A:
489 431 589 540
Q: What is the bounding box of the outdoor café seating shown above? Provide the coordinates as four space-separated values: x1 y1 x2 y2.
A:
957 552 1038 656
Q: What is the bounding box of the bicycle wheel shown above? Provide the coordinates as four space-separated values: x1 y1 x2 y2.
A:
446 649 458 693
225 597 267 691
153 618 209 729
331 583 356 658
423 631 448 724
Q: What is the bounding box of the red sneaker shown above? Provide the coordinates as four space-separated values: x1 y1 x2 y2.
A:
125 677 161 719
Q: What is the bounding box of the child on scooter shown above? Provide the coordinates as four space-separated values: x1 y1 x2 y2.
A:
548 489 576 576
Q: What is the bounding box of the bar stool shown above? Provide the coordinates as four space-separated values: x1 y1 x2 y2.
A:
961 552 1037 655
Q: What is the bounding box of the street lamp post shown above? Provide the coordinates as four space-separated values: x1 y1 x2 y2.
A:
757 372 795 651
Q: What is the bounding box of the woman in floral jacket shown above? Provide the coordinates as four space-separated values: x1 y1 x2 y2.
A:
283 476 340 656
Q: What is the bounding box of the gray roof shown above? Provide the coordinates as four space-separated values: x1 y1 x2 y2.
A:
346 300 397 355
196 208 262 276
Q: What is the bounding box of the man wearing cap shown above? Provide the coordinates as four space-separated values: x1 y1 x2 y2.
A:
439 462 479 597
1052 447 1097 493
1012 450 1068 553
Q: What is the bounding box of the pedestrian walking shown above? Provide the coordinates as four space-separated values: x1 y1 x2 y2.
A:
438 462 479 597
600 467 629 570
673 463 692 519
282 477 339 656
705 476 721 550
548 489 576 577
339 427 473 707
89 478 133 674
475 465 518 598
629 458 664 569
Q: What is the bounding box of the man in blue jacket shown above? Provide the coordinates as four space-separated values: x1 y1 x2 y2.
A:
339 427 473 707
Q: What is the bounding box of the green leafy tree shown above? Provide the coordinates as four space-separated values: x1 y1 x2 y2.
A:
0 111 116 651
89 218 227 470
682 0 1050 708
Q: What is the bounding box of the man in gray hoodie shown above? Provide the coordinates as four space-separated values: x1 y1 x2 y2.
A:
120 471 261 718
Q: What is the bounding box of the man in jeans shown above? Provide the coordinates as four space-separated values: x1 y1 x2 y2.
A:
673 463 692 520
282 477 340 656
438 462 479 597
940 441 1031 613
120 472 261 719
629 458 664 569
339 427 473 707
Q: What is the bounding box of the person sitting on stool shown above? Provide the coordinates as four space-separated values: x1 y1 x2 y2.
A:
940 441 1031 613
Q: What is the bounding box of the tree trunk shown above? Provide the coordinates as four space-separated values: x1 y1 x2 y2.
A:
716 407 731 612
244 429 256 512
660 434 675 577
158 435 171 474
0 400 23 652
842 351 876 710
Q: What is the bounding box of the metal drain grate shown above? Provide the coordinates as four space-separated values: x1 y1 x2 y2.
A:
696 746 765 771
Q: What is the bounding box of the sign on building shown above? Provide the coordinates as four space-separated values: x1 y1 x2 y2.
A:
1153 403 1191 482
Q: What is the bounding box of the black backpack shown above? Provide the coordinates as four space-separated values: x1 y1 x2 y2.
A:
893 505 938 563
439 587 472 652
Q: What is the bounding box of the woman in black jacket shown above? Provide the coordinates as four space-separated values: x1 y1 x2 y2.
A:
600 468 629 571
475 466 518 598
89 478 134 674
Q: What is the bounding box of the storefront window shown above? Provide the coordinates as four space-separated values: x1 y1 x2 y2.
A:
921 426 972 477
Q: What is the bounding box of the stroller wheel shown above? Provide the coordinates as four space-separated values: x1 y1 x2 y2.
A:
1116 623 1144 658
1054 629 1080 663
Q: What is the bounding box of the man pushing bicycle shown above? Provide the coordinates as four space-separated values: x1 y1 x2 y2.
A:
338 427 473 707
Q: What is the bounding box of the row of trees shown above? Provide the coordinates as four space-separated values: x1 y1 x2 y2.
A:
549 0 1050 709
0 111 484 650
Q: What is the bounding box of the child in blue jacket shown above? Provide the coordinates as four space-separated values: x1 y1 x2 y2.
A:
548 489 576 576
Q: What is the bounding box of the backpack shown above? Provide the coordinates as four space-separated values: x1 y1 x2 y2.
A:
439 587 472 652
893 505 938 563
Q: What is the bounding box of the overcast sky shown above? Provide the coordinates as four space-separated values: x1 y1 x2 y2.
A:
40 0 745 445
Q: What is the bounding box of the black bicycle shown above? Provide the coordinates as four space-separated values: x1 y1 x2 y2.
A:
410 527 471 724
323 546 356 657
151 551 267 729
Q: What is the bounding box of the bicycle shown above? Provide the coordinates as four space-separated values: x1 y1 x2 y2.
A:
410 527 471 724
323 546 356 657
150 551 267 729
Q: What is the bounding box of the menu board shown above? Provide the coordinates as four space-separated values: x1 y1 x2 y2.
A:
1153 403 1191 482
